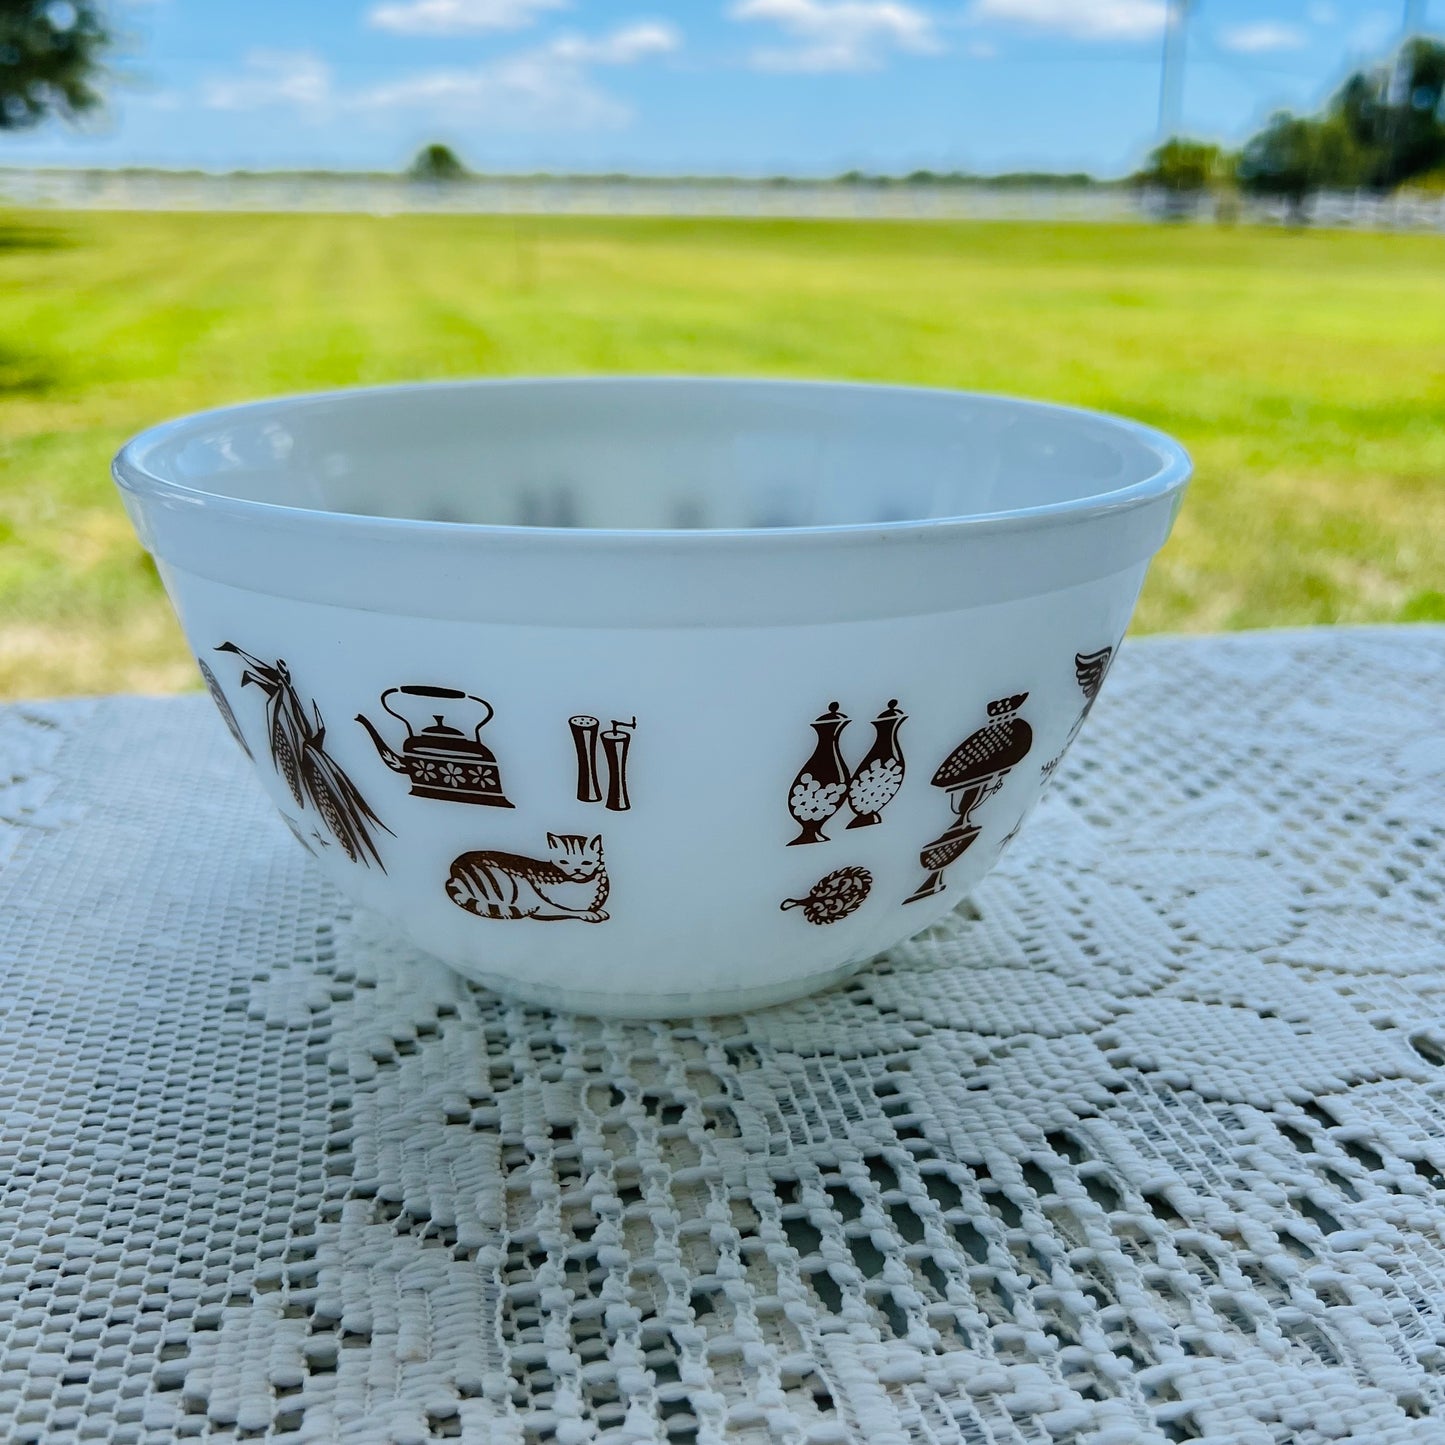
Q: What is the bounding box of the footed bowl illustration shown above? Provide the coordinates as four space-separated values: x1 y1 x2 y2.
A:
114 378 1190 1017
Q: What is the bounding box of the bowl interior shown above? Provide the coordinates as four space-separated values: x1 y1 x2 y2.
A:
126 379 1182 533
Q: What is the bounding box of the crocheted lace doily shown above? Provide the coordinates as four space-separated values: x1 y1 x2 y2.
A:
1 628 1443 1444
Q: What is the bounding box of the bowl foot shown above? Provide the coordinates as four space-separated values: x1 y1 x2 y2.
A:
441 953 879 1019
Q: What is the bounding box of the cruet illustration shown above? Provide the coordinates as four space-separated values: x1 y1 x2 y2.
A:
570 714 637 812
216 642 391 870
904 692 1032 904
357 686 513 808
845 700 907 828
781 866 873 925
787 702 851 845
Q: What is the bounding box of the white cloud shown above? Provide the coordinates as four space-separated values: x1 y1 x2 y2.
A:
352 58 627 128
198 22 676 130
549 21 681 65
729 0 942 73
202 50 332 111
349 24 680 130
967 0 1165 43
366 0 567 37
1219 20 1307 54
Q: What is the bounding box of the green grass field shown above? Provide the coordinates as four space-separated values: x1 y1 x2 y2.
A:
2 208 1443 698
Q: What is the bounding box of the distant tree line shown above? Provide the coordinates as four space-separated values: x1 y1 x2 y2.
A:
1138 37 1445 217
4 3 1441 218
832 169 1099 189
402 146 1107 190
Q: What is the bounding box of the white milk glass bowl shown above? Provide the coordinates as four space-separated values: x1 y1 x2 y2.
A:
114 378 1191 1017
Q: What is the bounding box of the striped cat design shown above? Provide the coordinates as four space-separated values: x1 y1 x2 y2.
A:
446 832 609 923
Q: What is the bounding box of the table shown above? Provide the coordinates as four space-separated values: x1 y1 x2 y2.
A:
2 627 1443 1445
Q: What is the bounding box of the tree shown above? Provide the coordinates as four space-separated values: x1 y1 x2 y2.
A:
1313 39 1443 188
1236 36 1445 205
1376 37 1445 189
1134 137 1231 220
1236 112 1322 219
407 143 468 183
0 0 111 131
1137 137 1226 193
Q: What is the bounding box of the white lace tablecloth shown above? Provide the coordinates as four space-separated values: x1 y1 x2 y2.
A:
2 627 1444 1445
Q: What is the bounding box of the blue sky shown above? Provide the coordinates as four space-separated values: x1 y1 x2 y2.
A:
5 0 1434 176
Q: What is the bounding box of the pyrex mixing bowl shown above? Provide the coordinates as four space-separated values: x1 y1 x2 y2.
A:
114 378 1190 1017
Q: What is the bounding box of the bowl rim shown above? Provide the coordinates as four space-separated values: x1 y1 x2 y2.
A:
112 375 1192 544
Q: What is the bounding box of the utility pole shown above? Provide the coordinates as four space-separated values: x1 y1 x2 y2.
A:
1156 0 1194 142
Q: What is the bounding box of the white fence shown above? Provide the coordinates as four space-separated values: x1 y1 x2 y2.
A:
3 168 1444 231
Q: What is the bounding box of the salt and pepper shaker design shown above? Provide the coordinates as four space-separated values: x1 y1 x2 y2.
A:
600 720 635 812
571 714 636 812
905 693 1032 904
787 702 851 845
570 715 602 802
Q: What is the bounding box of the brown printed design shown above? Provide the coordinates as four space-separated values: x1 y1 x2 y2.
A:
199 659 253 760
446 832 609 923
787 700 907 846
357 687 513 808
1074 646 1114 708
781 866 873 925
280 814 316 855
217 643 391 870
280 813 334 859
1042 645 1117 779
788 702 850 845
570 715 637 812
846 700 907 828
905 693 1032 904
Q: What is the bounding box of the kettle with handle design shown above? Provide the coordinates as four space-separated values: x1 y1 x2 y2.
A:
356 686 513 808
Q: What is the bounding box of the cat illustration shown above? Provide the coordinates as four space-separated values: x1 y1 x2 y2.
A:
446 833 610 923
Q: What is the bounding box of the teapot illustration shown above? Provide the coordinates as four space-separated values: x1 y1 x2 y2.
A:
356 686 513 808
